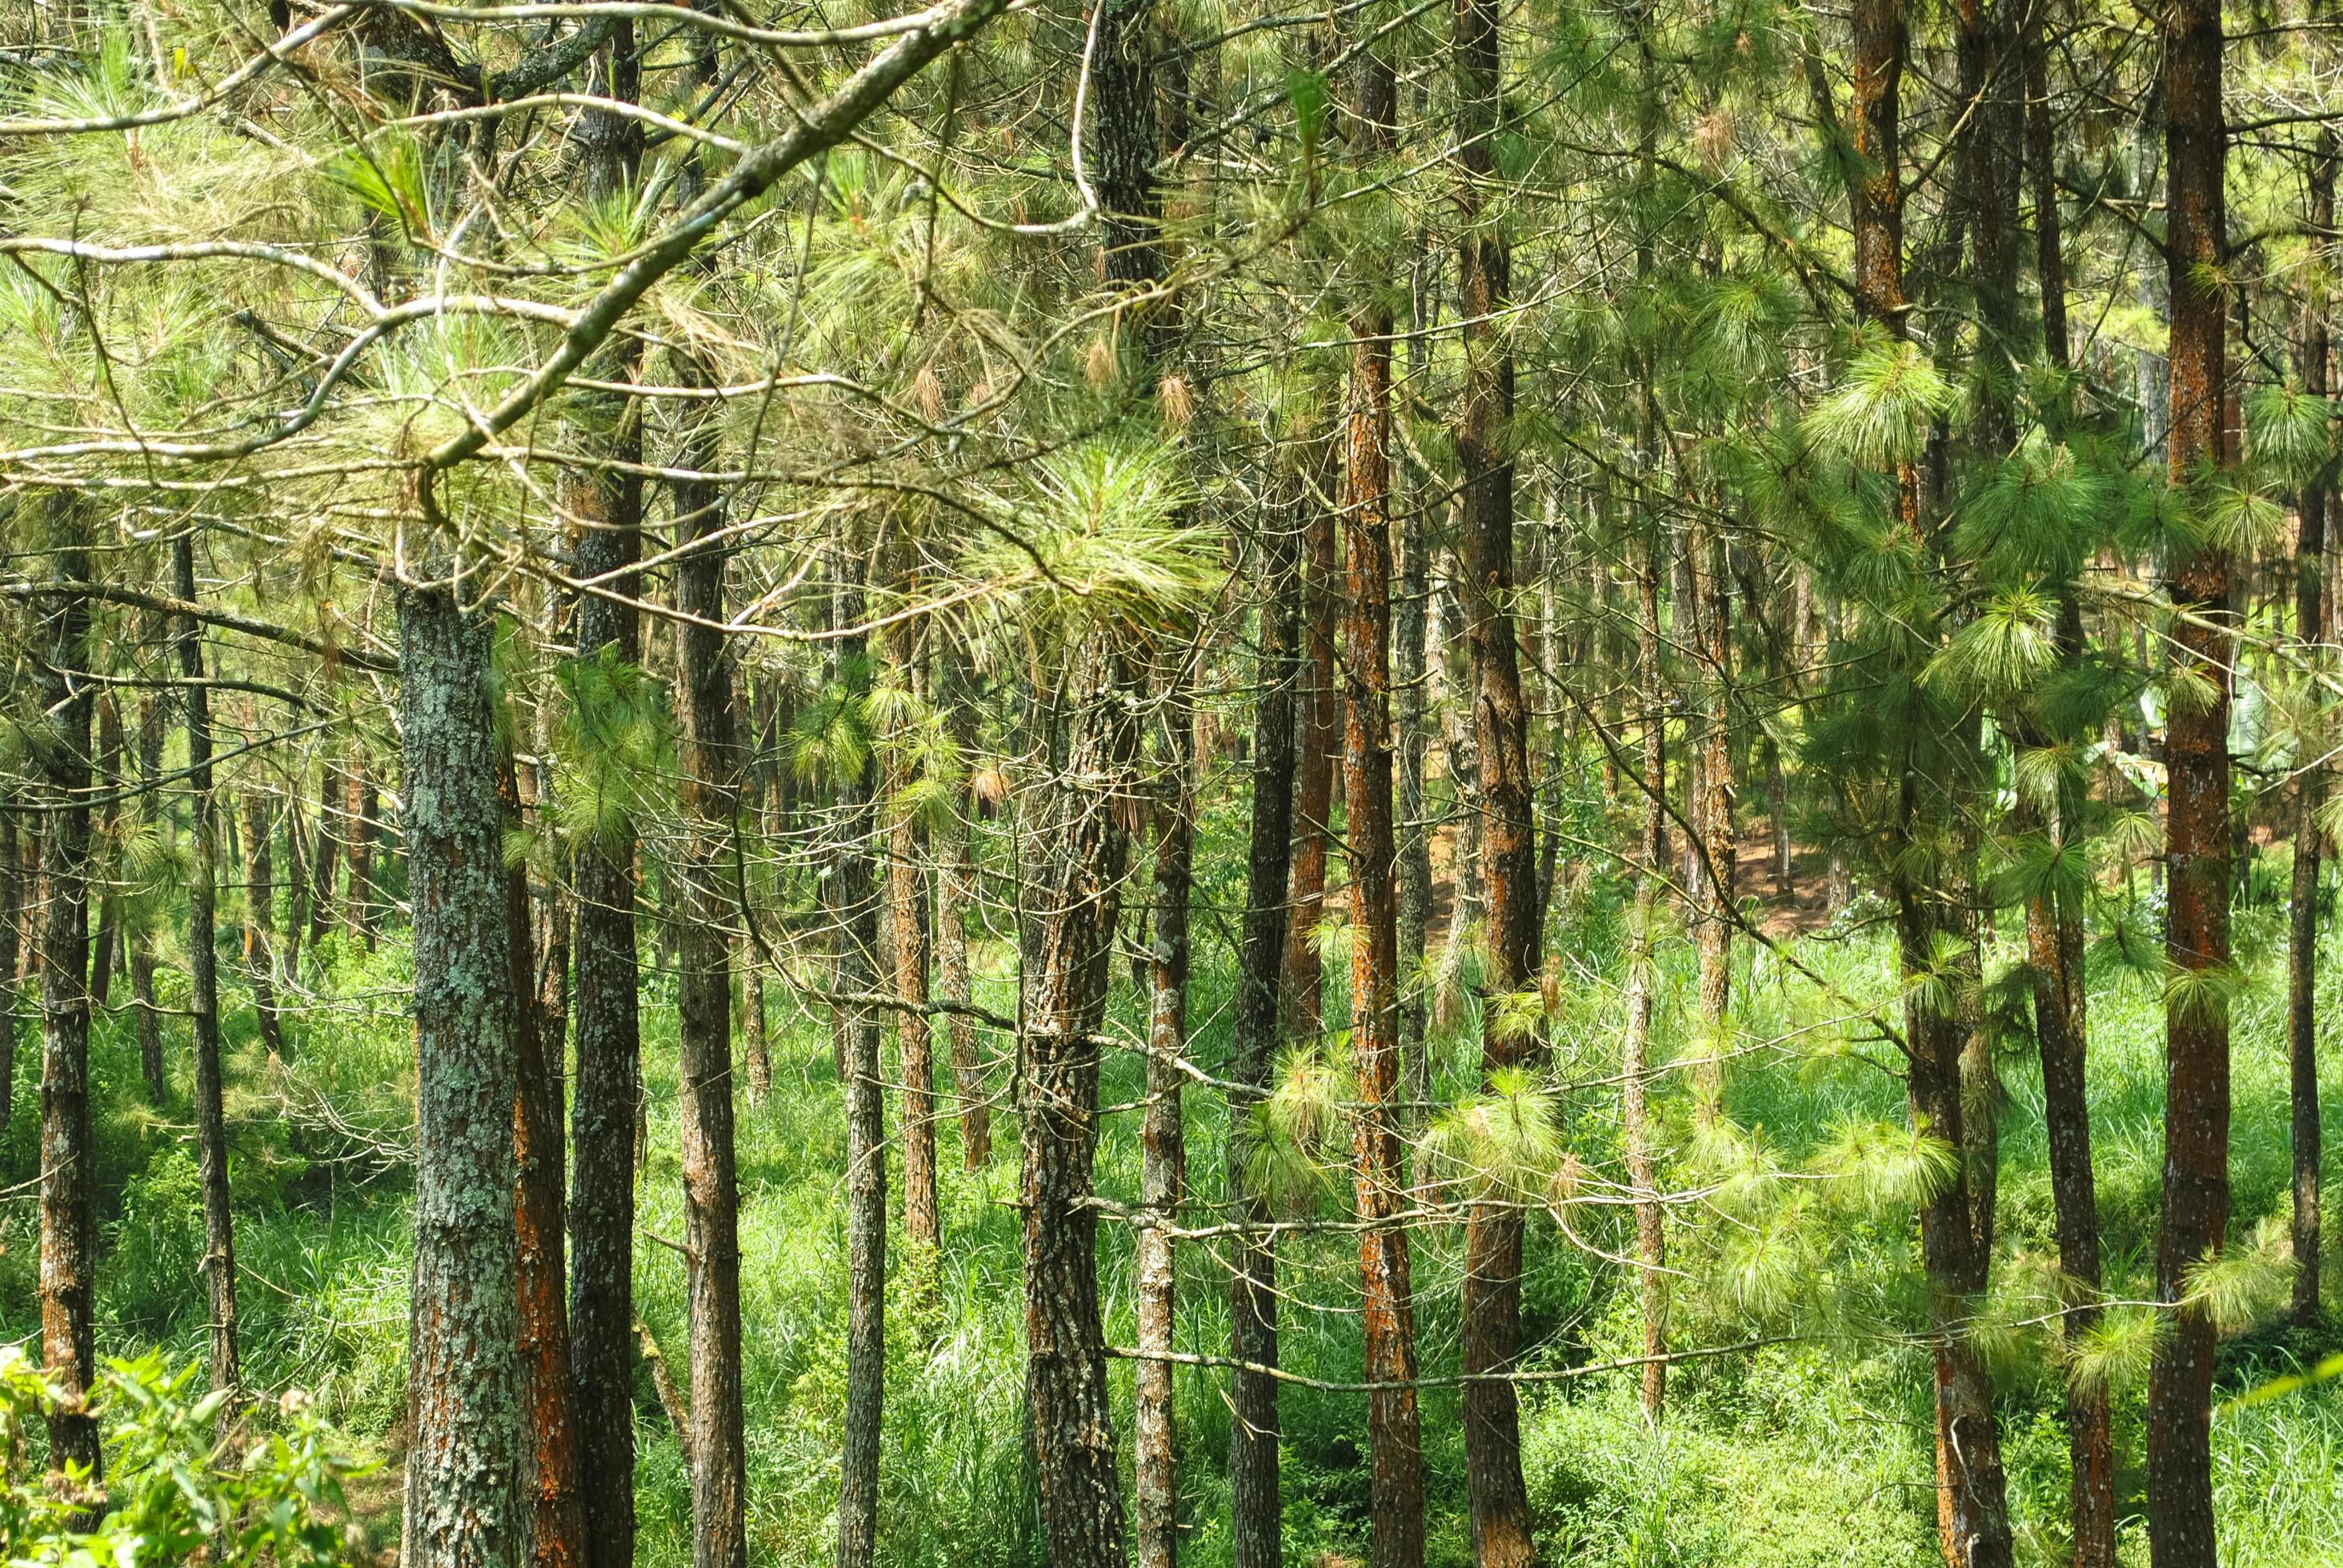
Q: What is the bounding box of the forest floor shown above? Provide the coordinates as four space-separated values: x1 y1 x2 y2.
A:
3 850 2341 1566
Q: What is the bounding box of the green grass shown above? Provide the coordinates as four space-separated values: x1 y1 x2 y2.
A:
2 856 2339 1566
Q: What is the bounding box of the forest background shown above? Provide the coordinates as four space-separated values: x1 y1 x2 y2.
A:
0 0 2338 1564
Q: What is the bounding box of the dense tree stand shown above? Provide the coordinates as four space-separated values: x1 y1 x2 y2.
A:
0 0 2333 1562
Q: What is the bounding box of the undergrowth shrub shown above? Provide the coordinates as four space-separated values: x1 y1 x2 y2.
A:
0 1347 363 1566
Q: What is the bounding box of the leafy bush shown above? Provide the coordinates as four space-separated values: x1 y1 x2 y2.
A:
0 1348 363 1566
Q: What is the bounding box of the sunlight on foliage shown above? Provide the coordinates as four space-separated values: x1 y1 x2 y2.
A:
961 439 1221 640
1801 342 1955 472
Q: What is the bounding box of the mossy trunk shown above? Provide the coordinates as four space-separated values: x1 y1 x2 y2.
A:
399 572 522 1568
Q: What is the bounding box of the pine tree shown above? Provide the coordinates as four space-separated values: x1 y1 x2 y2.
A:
1229 506 1302 1568
36 514 99 1484
2146 0 2237 1558
1452 0 1536 1553
399 536 523 1568
173 536 239 1428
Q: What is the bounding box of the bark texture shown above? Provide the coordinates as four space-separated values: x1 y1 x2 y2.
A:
174 538 240 1423
503 748 582 1568
2025 777 2115 1568
1020 636 1137 1568
1845 3 2015 1560
1284 490 1340 1041
0 810 17 1130
565 253 647 1568
36 526 98 1482
937 646 990 1167
1689 518 1734 1107
1453 0 1536 1553
2023 38 2116 1562
833 562 886 1568
1346 42 1425 1566
399 573 522 1568
2290 72 2333 1330
344 764 378 947
239 790 286 1058
1229 516 1302 1568
130 694 163 1099
886 541 939 1269
2148 1 2234 1560
674 430 747 1568
1135 677 1193 1568
1625 532 1668 1422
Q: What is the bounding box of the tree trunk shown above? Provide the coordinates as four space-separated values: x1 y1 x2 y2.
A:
1953 0 2025 1287
1624 17 1672 1423
130 694 164 1098
2290 68 2333 1331
2148 0 2234 1559
1624 528 1668 1422
14 825 33 996
565 172 647 1568
1453 0 1534 1555
1344 41 1425 1568
1958 0 2023 458
240 789 286 1058
2025 744 2116 1568
281 778 312 987
399 568 522 1568
887 533 940 1270
2024 29 2117 1564
531 706 572 1120
2026 19 2070 377
345 766 377 949
1284 485 1340 1042
174 538 239 1430
501 742 582 1568
1690 516 1734 1110
1020 634 1136 1568
1135 677 1194 1568
36 523 99 1483
834 562 887 1568
1764 739 1792 900
1846 2 2014 1561
938 646 990 1167
674 413 746 1568
1105 17 1181 1549
1230 512 1302 1568
0 808 18 1130
1396 393 1434 1111
86 698 121 1015
308 760 341 950
1900 885 2016 1568
739 678 772 1106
